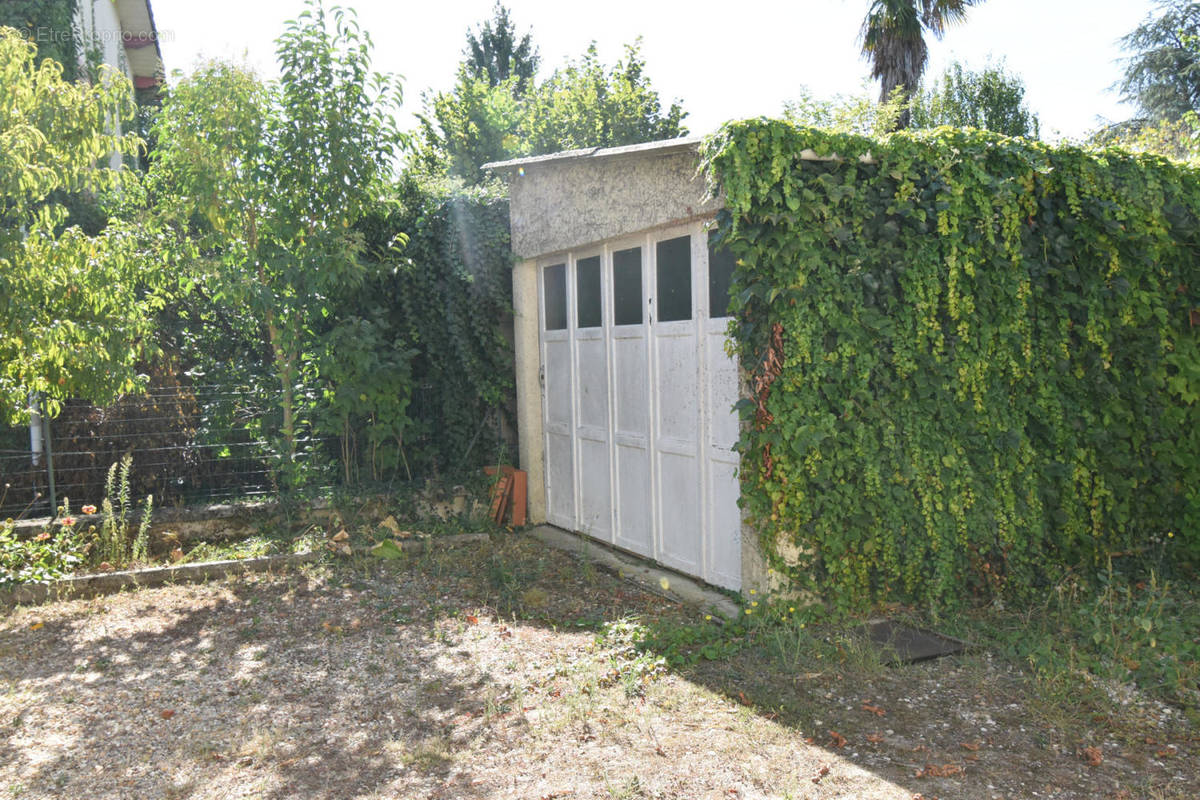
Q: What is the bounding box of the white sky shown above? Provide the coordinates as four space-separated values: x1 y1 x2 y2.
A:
149 0 1157 142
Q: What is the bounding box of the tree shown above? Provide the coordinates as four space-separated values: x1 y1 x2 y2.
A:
415 69 524 182
910 61 1040 138
464 2 538 93
147 2 405 478
783 84 909 137
860 0 983 129
518 40 688 154
0 0 82 83
1119 1 1200 123
0 27 158 423
419 39 687 183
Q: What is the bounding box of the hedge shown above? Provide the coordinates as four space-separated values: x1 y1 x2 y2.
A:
702 119 1200 609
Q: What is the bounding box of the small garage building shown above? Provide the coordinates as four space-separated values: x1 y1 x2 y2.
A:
487 138 767 592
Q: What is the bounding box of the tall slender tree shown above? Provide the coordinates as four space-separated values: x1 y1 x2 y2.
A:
464 2 539 94
860 0 983 129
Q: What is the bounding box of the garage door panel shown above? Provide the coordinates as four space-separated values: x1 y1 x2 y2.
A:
576 336 608 430
614 443 651 556
544 340 572 428
657 451 701 574
578 437 612 539
706 458 742 589
654 335 699 442
612 336 648 435
546 432 575 527
707 331 740 453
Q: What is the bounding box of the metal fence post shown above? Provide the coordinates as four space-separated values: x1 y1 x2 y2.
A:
42 396 56 516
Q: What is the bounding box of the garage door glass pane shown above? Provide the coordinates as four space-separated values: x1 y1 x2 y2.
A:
708 232 736 318
656 236 691 322
544 263 567 330
613 246 642 326
576 255 602 328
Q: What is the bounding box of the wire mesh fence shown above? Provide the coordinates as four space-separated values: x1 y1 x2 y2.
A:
0 385 333 519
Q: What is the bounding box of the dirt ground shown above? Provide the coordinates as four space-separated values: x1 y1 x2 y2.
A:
1 534 1196 800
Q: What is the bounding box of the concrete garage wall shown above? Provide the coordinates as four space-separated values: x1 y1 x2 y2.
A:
495 139 722 260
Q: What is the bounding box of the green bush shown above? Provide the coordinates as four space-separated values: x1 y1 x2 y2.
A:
702 119 1200 609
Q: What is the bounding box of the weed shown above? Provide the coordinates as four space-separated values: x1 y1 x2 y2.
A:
933 569 1200 711
92 455 153 568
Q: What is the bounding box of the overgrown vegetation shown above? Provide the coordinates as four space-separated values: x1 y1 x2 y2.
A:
704 118 1200 610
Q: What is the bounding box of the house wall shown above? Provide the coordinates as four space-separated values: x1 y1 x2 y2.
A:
76 0 133 171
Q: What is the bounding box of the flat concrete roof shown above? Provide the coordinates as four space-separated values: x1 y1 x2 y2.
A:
482 136 704 173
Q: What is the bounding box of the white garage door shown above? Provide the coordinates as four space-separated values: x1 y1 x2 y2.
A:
538 221 742 590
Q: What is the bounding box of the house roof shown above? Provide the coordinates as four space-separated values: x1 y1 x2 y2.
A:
115 0 163 91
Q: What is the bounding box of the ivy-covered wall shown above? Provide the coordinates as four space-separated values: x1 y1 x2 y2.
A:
0 0 80 82
702 119 1200 609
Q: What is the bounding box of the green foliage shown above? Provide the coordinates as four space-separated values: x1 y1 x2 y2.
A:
703 118 1200 610
0 0 80 82
940 571 1200 710
353 174 514 477
0 516 84 586
1092 112 1200 162
519 40 687 154
419 38 687 182
416 69 524 183
784 84 909 138
463 2 538 93
0 27 158 423
147 2 406 481
93 455 153 567
910 61 1041 138
1119 0 1200 123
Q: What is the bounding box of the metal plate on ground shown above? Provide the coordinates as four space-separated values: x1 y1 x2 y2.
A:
859 619 967 665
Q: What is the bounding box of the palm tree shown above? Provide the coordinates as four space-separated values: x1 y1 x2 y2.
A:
860 0 984 129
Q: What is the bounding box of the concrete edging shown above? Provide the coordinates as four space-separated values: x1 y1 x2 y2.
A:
0 552 319 609
0 532 498 610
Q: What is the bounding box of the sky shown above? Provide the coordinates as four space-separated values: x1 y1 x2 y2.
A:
148 0 1159 142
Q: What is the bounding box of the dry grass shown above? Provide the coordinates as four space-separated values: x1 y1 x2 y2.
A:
0 534 1195 799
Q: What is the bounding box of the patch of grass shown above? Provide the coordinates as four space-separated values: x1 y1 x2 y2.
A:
932 570 1200 713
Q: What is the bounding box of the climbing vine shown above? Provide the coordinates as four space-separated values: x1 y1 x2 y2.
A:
702 119 1200 609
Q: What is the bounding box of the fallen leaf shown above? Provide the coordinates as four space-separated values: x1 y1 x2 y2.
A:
804 737 816 744
861 702 887 717
98 562 114 572
160 709 175 720
1155 746 1177 758
915 763 962 778
1081 746 1103 767
829 731 848 749
331 529 349 542
959 740 981 751
370 539 405 559
170 548 184 562
866 733 884 743
379 515 403 536
465 614 479 625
